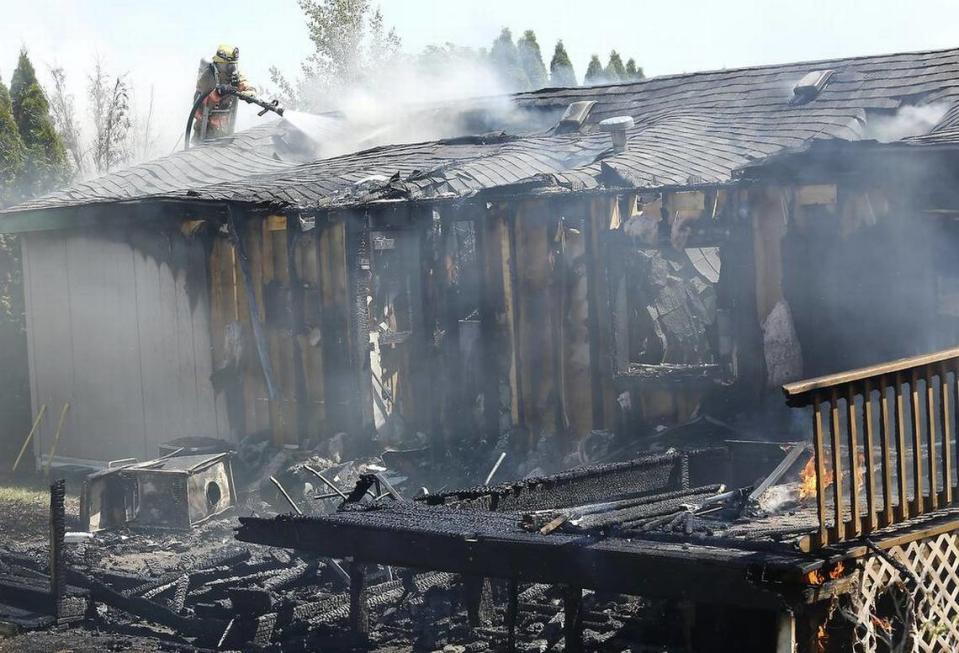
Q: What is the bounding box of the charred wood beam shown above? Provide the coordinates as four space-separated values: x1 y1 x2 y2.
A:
348 559 370 637
69 569 224 640
346 213 375 442
0 574 87 623
286 220 309 437
48 480 66 622
563 586 584 653
462 575 492 626
260 561 310 592
236 515 795 609
123 547 251 598
505 578 519 652
228 587 274 614
218 612 277 649
170 574 189 614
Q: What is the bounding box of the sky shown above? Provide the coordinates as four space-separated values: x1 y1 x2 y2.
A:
3 0 959 156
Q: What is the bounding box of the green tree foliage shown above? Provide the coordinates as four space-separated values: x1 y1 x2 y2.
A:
516 30 547 90
549 40 577 87
9 49 68 197
489 28 529 93
605 50 626 82
289 0 401 109
0 74 25 207
0 72 28 444
625 57 644 81
584 55 604 85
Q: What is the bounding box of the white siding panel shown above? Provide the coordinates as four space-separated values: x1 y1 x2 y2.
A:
23 229 227 465
22 234 76 461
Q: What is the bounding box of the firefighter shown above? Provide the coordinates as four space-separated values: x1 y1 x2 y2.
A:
192 44 257 142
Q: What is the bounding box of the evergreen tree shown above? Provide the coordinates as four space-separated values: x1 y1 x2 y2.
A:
489 28 529 92
584 55 604 85
549 40 577 87
9 49 68 196
625 57 644 80
516 30 547 90
605 50 626 82
0 74 25 207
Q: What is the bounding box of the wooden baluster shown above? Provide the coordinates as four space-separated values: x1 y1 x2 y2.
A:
862 380 878 532
812 396 829 546
940 363 953 505
846 386 862 536
954 361 959 500
829 388 845 542
911 368 925 514
895 373 910 520
927 367 939 510
879 377 895 527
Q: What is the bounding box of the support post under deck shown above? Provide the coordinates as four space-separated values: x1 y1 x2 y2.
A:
505 578 519 652
563 585 583 653
463 575 492 626
348 559 369 637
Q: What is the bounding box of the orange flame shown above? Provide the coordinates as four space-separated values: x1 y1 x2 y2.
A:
816 624 829 653
828 561 845 580
805 562 846 586
798 455 834 501
871 615 893 634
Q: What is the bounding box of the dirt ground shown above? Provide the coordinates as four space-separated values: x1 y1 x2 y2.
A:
0 629 168 652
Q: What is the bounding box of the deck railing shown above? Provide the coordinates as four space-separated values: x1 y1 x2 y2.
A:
784 347 959 549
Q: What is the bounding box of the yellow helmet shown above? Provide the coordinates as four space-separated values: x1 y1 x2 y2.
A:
213 44 239 64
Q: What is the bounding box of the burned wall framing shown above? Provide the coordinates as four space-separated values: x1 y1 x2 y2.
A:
187 184 761 457
22 164 928 464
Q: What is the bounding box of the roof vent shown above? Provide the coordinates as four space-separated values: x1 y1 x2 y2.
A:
792 69 834 104
599 116 635 153
555 100 597 133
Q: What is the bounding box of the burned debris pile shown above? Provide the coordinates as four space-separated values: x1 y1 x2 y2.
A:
0 435 832 651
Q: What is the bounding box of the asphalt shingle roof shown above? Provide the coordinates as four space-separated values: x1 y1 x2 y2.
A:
8 46 959 225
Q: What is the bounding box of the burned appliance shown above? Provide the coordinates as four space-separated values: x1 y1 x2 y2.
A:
80 453 236 531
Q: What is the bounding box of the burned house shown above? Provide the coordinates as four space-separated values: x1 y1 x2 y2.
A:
7 47 959 468
0 51 959 468
7 46 959 652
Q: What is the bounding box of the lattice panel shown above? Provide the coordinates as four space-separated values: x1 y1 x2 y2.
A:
853 531 959 652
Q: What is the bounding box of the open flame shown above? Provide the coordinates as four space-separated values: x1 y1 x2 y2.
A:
798 455 834 500
816 624 829 653
805 562 845 586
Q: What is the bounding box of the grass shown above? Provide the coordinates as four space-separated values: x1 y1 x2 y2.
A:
0 475 80 543
0 484 49 505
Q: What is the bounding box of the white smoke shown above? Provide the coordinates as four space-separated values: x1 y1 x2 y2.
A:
275 54 554 159
862 102 949 142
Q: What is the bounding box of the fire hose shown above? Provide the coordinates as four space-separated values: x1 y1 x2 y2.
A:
183 84 284 150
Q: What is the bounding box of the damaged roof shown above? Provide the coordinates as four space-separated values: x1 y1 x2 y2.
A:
7 46 959 229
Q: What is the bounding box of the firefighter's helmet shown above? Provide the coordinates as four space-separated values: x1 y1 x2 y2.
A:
213 44 240 64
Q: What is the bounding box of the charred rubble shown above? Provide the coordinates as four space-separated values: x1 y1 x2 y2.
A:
0 431 832 652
